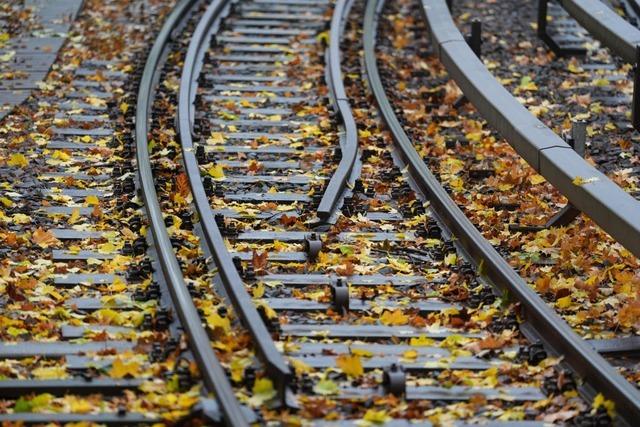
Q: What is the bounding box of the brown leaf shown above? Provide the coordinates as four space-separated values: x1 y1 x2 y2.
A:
31 228 60 248
252 250 268 273
176 172 190 197
335 261 355 276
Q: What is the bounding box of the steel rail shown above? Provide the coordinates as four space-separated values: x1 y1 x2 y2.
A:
421 0 640 259
363 0 640 424
556 0 640 64
316 0 359 221
176 0 293 404
135 0 249 425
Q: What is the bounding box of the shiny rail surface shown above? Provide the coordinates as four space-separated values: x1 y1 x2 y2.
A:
136 0 250 425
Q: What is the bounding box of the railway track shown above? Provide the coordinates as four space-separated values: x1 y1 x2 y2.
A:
1 0 640 425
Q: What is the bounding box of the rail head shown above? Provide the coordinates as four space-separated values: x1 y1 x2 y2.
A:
176 0 293 403
316 0 359 221
363 0 640 424
422 0 640 260
135 0 249 425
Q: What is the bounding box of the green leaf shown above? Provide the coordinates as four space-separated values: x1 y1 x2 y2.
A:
313 378 339 395
14 397 33 413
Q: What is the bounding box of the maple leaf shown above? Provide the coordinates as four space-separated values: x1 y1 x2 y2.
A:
252 250 268 272
336 354 364 378
31 228 60 248
109 358 140 379
279 214 298 227
7 153 28 168
335 261 355 276
380 309 408 326
208 164 225 179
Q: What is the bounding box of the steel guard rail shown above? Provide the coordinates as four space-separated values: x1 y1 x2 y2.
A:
135 0 248 425
317 0 359 221
422 0 640 259
176 0 293 405
367 0 640 423
558 0 640 64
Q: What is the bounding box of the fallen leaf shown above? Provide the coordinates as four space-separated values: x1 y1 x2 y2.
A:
336 354 364 378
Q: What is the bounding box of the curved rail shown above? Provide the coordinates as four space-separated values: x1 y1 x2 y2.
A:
557 0 640 64
363 0 640 424
176 0 293 404
421 0 640 259
316 0 359 221
135 1 249 425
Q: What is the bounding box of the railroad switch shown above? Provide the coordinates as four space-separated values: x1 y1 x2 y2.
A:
383 363 406 396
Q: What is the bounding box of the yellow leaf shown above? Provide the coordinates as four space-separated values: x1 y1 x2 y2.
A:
208 132 225 144
207 312 231 334
0 197 13 207
529 174 546 185
85 195 100 206
109 358 140 379
556 296 572 309
109 276 127 293
593 393 616 417
230 357 249 383
7 153 28 168
352 348 374 358
572 176 599 186
51 150 71 161
12 213 31 224
251 378 276 405
402 349 418 360
252 282 265 298
208 164 225 179
119 102 129 114
290 358 314 375
410 335 435 347
68 208 81 225
98 242 116 254
380 309 408 326
32 366 68 379
336 354 364 378
363 409 390 424
387 257 412 273
444 252 457 266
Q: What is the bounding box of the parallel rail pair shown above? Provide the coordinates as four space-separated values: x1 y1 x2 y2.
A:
51 0 640 425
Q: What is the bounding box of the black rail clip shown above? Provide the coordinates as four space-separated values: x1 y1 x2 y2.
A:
383 363 406 396
331 278 350 313
304 233 322 260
